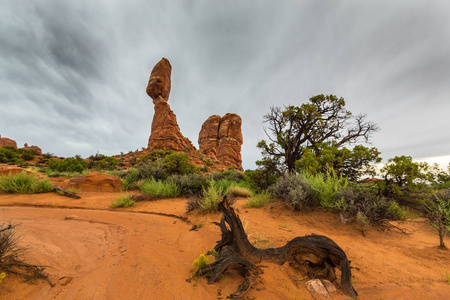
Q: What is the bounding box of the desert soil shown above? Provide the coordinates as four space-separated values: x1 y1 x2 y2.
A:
0 191 449 300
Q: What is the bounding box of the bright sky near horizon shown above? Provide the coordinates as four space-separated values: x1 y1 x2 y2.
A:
1 1 449 170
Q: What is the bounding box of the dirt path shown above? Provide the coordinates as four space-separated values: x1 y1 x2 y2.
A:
0 192 449 299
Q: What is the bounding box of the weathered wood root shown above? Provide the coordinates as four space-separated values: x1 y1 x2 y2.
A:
197 197 358 299
53 185 81 199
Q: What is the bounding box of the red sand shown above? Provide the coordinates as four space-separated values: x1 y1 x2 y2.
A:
0 191 449 299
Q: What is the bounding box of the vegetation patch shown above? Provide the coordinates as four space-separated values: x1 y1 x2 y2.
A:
109 195 136 208
0 172 54 194
243 192 271 208
140 178 180 198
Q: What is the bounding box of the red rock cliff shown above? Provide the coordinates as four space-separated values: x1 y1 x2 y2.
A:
199 113 243 169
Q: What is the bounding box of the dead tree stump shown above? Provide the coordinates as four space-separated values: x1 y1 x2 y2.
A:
193 197 358 299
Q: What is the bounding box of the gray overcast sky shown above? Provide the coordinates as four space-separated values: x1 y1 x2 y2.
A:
1 0 450 170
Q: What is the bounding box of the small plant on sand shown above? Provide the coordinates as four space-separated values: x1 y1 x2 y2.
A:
109 195 136 208
442 269 450 284
0 172 54 194
252 233 273 249
140 178 180 198
192 249 217 276
198 182 223 211
424 189 450 249
227 185 252 198
243 192 271 208
0 221 48 283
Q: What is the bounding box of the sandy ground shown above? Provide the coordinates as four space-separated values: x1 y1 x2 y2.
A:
0 191 449 299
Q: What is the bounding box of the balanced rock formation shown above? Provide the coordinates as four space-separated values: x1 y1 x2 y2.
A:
0 135 17 148
147 58 195 151
61 172 122 192
199 113 243 168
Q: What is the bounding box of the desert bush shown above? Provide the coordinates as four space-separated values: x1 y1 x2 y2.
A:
244 169 279 193
221 169 246 182
337 184 406 232
243 192 271 208
0 221 48 281
167 173 209 196
140 178 180 198
48 157 87 173
164 152 198 175
19 149 36 161
138 150 173 164
109 195 136 208
0 146 21 164
96 157 119 170
0 172 54 194
227 185 252 198
198 183 224 211
302 171 348 209
269 173 317 210
424 189 450 249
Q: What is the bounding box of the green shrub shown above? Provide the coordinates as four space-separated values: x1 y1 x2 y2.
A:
140 178 180 198
109 195 136 208
302 171 348 209
244 169 279 193
337 184 406 230
227 185 252 198
138 150 173 164
424 189 450 249
198 183 224 211
20 149 35 161
48 157 87 173
164 152 198 175
0 172 54 194
0 146 21 164
96 157 118 170
269 173 317 210
243 192 271 208
167 173 209 196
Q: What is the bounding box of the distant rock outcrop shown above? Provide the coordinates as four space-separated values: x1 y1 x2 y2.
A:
24 143 42 155
199 113 243 168
0 135 17 148
147 58 195 151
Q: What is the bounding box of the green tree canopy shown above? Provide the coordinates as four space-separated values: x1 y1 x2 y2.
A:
257 94 379 174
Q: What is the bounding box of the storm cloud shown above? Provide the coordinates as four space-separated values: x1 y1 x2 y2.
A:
1 0 450 169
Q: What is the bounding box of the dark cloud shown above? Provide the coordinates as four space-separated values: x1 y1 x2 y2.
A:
1 0 450 169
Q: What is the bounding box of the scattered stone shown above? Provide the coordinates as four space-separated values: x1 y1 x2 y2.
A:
64 215 80 220
61 172 122 192
322 279 336 293
58 276 73 286
306 279 329 298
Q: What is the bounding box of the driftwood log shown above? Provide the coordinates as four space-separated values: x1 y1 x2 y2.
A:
53 185 81 199
194 197 358 299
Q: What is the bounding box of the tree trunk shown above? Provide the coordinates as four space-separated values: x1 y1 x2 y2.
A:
192 197 358 299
